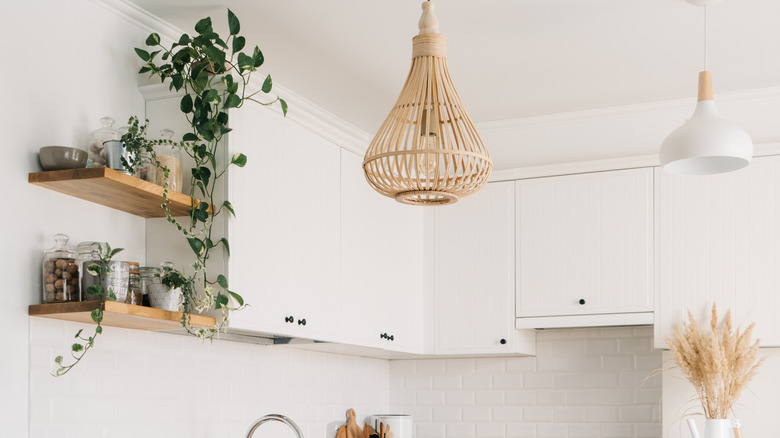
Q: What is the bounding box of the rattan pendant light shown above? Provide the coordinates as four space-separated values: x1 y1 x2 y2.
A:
363 1 492 206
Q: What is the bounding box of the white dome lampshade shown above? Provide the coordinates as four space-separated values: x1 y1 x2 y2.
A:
660 71 752 175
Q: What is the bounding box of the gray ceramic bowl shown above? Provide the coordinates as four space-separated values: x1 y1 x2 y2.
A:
39 146 88 171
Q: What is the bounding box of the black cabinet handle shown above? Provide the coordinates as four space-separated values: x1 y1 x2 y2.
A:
285 316 294 323
298 318 307 326
579 299 586 305
380 333 395 341
500 338 507 345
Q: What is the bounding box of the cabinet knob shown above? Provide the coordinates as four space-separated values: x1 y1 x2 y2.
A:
389 335 394 341
298 318 307 326
285 316 294 323
579 299 586 305
500 338 507 345
380 333 387 339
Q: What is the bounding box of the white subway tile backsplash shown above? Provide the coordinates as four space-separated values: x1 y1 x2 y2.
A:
433 406 462 422
434 375 462 390
390 327 661 438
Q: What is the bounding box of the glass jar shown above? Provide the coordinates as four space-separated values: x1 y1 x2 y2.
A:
87 117 120 168
154 128 184 193
125 269 143 305
42 234 80 303
76 241 105 301
133 151 157 183
139 266 162 307
103 261 129 302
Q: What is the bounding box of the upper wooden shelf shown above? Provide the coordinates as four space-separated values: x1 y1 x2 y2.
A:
29 301 215 331
29 167 208 218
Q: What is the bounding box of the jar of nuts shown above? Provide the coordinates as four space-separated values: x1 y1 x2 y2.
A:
42 234 80 303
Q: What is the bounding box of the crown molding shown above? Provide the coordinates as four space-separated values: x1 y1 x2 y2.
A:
490 142 780 181
99 0 370 156
478 86 780 134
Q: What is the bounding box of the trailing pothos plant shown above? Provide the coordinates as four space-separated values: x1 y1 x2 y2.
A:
54 244 123 376
132 9 287 340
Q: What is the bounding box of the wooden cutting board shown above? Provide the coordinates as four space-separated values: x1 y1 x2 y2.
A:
345 408 363 438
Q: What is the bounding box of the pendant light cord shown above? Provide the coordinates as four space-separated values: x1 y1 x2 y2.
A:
703 5 708 71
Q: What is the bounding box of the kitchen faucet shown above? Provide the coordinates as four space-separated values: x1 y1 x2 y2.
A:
245 414 304 438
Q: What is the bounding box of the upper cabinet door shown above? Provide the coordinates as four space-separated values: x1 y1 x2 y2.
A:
340 150 424 353
227 105 342 340
656 155 780 348
434 181 526 355
516 168 654 322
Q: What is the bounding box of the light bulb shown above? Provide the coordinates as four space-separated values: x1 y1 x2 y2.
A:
417 109 439 178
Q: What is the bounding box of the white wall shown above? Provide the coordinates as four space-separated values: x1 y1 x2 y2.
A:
389 327 662 438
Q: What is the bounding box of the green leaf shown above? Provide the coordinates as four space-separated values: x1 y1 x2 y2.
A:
202 46 226 71
231 153 247 167
220 237 230 256
75 329 83 338
232 36 245 54
217 274 229 289
96 326 103 334
109 248 124 258
180 94 193 113
252 46 264 67
134 48 150 62
72 343 84 352
205 238 215 249
139 66 151 74
262 74 273 93
171 74 184 91
228 290 244 307
202 89 220 104
178 33 191 45
145 33 161 46
215 293 229 309
217 112 229 125
227 9 240 35
224 93 241 109
91 308 102 324
87 263 102 276
194 17 213 34
280 99 288 117
55 355 63 365
86 285 102 297
237 52 253 73
187 237 205 256
107 289 117 301
182 132 198 142
222 201 235 217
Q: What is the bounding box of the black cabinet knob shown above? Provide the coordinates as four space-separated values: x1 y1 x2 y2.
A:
380 333 387 339
285 316 294 323
380 333 394 341
298 318 307 326
500 338 507 345
579 299 586 305
389 335 394 341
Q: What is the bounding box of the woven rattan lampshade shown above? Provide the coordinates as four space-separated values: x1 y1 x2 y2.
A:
363 1 492 206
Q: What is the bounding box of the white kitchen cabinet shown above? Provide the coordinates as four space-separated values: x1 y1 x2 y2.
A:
655 155 780 348
515 168 654 328
434 182 534 355
340 150 424 353
225 104 343 340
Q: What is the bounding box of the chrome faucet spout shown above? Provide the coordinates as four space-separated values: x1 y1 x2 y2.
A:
245 414 304 438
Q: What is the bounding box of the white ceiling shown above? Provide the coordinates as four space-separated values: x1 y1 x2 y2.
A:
127 0 780 168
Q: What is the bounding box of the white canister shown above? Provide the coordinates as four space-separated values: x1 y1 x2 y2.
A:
368 415 412 438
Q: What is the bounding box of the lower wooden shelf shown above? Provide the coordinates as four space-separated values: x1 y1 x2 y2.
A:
29 301 215 331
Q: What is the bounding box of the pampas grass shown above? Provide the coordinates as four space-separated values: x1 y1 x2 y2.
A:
665 303 765 419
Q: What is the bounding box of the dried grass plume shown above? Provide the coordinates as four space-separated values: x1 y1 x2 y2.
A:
665 303 765 419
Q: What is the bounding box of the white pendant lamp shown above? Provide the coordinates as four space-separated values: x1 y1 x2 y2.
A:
660 0 752 175
363 1 492 205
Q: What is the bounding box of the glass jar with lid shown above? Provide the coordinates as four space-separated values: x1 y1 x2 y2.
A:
87 117 120 168
154 128 184 193
138 266 162 307
42 234 80 303
125 268 143 305
76 241 105 301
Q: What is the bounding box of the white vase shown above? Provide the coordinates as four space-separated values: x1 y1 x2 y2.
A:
704 419 732 438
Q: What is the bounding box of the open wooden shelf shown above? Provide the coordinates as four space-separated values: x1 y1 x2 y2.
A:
29 167 209 218
29 301 215 331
